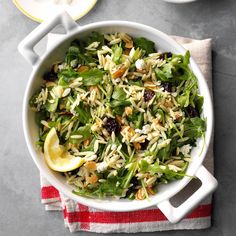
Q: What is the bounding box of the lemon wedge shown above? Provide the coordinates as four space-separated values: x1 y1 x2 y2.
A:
44 128 85 172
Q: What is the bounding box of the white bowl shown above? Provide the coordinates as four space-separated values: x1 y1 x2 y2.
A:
19 12 217 223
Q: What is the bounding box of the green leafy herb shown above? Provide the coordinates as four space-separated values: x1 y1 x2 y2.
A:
155 51 192 84
133 37 156 55
112 44 123 64
80 68 104 86
45 98 58 112
112 87 126 100
87 32 105 48
184 117 206 139
58 68 79 86
139 159 149 172
110 99 131 107
135 113 144 129
75 105 91 125
122 163 138 188
70 124 91 144
195 95 204 113
65 46 80 65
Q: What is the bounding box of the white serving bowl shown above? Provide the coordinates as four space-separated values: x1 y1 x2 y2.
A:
19 12 217 223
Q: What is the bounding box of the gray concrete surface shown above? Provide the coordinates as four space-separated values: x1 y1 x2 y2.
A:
0 0 236 235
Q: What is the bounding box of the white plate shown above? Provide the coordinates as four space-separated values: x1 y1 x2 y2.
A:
13 0 97 23
162 0 196 3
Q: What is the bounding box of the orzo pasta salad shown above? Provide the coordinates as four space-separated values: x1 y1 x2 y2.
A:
29 32 206 200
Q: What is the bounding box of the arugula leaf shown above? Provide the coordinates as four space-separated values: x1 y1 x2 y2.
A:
149 161 188 180
58 68 79 86
78 53 96 65
45 98 58 112
112 44 123 64
149 162 164 175
129 79 143 87
122 163 138 188
139 159 149 172
126 111 144 129
112 87 126 100
155 51 192 84
112 106 125 116
29 93 41 110
74 174 124 198
156 108 165 125
183 50 190 65
71 39 86 53
195 95 204 113
75 104 91 125
65 46 80 65
79 68 104 86
87 32 105 48
177 90 190 108
59 68 79 78
133 37 156 55
157 142 171 161
81 137 96 152
35 111 49 126
110 100 131 107
135 113 144 129
184 117 206 139
65 44 97 66
69 124 91 144
155 67 170 82
132 48 143 60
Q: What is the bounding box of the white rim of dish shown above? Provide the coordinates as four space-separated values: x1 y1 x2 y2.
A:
162 0 197 3
13 0 97 23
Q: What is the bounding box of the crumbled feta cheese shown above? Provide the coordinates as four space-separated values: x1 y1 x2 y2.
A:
135 129 143 134
142 124 152 134
179 144 192 157
135 59 145 70
111 143 117 151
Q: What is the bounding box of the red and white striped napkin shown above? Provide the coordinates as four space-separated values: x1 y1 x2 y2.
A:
40 34 214 233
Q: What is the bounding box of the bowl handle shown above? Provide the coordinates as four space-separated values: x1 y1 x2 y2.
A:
157 165 218 223
18 11 77 66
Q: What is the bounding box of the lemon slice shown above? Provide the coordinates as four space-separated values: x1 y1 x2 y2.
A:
44 128 85 172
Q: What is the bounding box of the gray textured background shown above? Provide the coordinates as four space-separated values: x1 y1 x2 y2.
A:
0 0 236 235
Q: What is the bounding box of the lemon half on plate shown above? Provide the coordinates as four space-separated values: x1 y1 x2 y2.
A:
13 0 97 23
44 127 85 172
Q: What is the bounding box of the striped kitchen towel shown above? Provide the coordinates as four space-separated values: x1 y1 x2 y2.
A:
40 34 214 233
